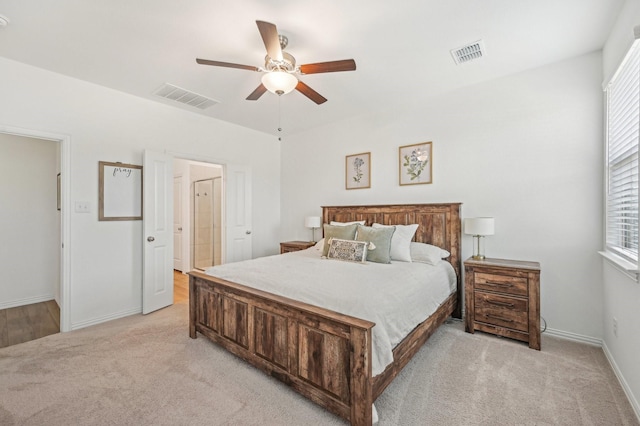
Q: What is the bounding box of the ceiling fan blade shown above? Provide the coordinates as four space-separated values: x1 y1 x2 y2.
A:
299 59 356 75
256 20 283 62
246 84 268 101
196 58 259 72
295 81 327 104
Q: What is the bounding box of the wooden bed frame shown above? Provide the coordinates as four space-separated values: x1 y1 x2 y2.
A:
189 203 462 425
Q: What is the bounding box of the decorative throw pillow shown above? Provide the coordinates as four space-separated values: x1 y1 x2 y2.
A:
409 242 450 265
326 238 368 263
355 225 395 264
372 223 418 262
322 224 358 257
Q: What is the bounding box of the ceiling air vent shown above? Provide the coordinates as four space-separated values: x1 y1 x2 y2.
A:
154 83 219 110
450 40 485 65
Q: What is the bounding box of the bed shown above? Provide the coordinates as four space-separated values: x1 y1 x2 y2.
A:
189 203 462 425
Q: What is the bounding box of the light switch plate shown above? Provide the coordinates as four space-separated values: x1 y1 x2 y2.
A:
75 201 90 213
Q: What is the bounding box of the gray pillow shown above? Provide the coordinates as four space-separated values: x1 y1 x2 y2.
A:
322 224 358 257
372 223 418 262
355 225 395 264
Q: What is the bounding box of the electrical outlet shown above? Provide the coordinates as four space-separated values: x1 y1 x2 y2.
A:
613 317 618 337
75 201 91 213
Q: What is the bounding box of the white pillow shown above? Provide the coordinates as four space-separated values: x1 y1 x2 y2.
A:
315 238 324 252
372 223 418 262
330 220 366 226
410 242 450 265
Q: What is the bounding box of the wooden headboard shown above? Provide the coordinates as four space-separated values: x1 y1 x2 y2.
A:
322 203 462 319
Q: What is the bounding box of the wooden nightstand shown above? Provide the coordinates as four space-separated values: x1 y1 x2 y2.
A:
280 241 316 254
464 257 541 350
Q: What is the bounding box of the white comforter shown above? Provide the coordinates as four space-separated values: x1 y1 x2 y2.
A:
204 245 456 376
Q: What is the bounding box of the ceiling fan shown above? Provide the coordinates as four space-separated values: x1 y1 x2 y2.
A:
196 20 356 105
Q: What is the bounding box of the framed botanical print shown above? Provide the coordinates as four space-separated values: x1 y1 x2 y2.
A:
345 152 371 190
399 142 432 185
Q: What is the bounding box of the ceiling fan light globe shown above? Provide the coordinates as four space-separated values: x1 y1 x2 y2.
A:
261 71 298 95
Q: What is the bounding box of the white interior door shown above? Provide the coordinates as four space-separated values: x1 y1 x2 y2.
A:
143 150 174 314
225 165 252 263
173 175 183 271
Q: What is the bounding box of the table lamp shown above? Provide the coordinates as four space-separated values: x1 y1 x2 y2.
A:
464 217 495 260
305 216 321 242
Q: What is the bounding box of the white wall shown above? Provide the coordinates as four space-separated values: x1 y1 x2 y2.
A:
0 133 60 309
0 56 280 329
281 51 604 341
601 0 640 417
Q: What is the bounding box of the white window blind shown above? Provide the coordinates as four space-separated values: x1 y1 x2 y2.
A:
606 41 640 263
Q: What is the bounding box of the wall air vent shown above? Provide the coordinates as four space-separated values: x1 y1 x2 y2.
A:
450 40 485 65
153 83 219 110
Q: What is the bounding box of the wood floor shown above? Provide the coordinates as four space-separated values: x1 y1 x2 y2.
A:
174 269 189 304
0 300 60 349
0 272 190 350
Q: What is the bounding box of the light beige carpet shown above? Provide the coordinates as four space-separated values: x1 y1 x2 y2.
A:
0 302 637 425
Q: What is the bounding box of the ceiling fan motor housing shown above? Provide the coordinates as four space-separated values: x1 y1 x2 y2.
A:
265 51 296 72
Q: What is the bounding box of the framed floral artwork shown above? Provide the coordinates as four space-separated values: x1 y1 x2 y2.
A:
399 142 432 185
345 152 371 190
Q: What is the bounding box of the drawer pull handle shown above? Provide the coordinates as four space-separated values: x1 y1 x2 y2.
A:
487 314 514 323
487 300 515 308
485 281 513 288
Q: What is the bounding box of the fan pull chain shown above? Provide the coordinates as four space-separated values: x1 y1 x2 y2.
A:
278 95 282 141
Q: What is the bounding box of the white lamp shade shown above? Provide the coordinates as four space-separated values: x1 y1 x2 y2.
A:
305 216 321 228
464 217 495 236
261 71 298 95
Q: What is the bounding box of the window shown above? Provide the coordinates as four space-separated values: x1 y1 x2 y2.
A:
605 39 640 264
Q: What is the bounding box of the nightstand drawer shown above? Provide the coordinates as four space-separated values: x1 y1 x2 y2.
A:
475 272 528 297
474 292 528 332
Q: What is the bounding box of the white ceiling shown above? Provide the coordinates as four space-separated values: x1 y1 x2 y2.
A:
0 0 624 137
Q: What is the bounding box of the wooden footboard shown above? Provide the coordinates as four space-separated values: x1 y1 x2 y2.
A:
189 271 375 425
189 202 462 426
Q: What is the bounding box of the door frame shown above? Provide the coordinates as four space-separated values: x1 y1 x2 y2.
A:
0 124 71 332
173 174 184 272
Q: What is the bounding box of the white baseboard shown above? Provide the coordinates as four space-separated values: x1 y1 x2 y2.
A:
70 307 141 331
0 294 55 310
544 327 603 346
602 342 640 423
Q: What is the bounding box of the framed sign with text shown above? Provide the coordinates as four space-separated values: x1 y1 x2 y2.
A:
98 161 143 221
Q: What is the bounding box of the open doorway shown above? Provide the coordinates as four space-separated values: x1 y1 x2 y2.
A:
143 151 251 314
0 128 69 343
173 158 223 303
